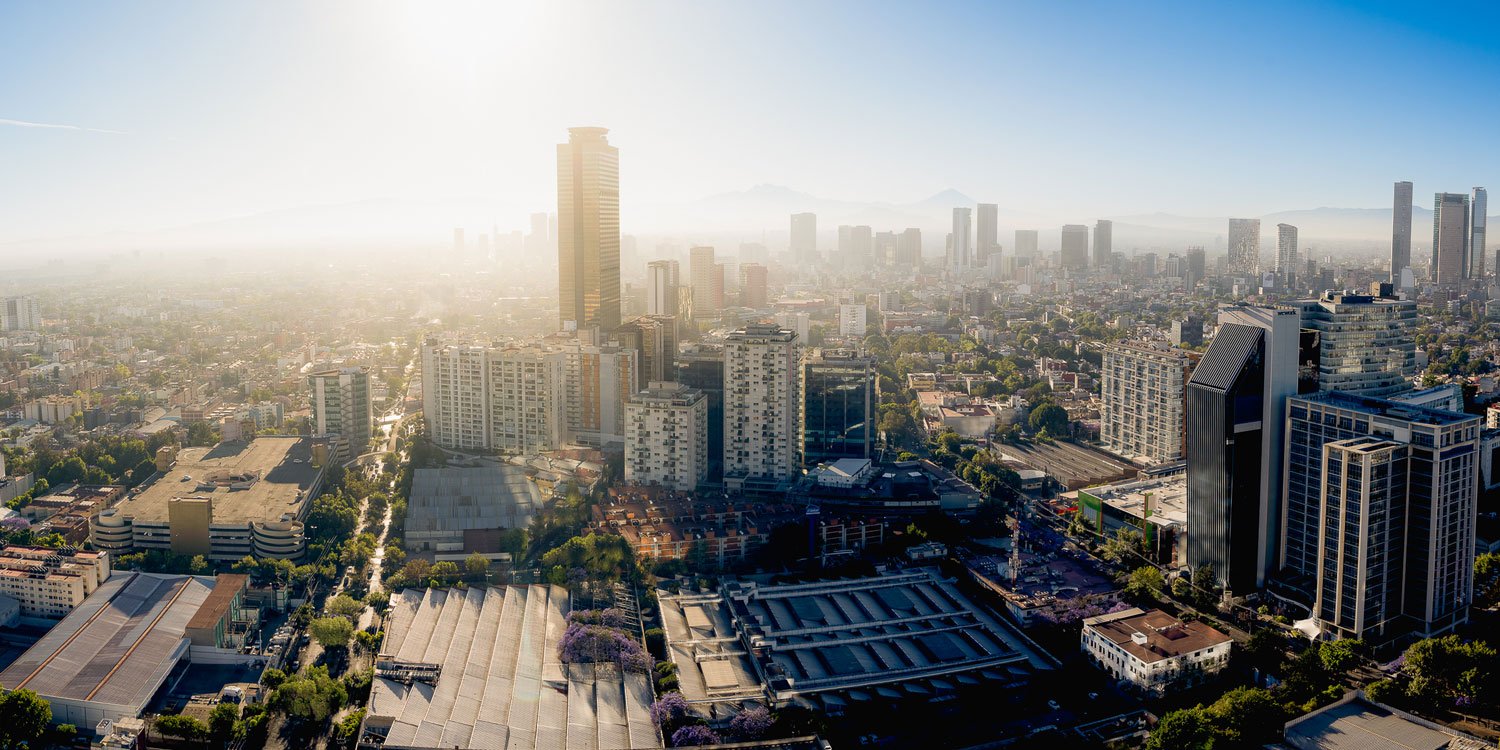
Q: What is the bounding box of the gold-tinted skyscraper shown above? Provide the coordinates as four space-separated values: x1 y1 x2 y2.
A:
557 127 620 331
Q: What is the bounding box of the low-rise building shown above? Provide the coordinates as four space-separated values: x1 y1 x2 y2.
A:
1072 475 1187 567
1081 607 1230 695
0 546 111 619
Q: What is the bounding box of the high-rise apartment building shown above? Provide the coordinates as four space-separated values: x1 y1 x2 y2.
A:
790 212 817 263
1093 220 1113 269
1284 391 1478 640
804 349 875 465
677 344 726 482
838 304 867 338
614 316 677 391
561 340 638 450
625 382 708 490
1227 218 1261 275
308 367 373 450
977 203 1000 264
1276 223 1299 282
739 263 768 309
897 228 922 267
723 324 803 490
1186 304 1301 593
1432 192 1470 285
1060 225 1089 270
557 127 621 331
949 208 972 272
1014 230 1039 259
1186 247 1206 290
1100 343 1193 466
1392 181 1413 286
646 260 679 317
1 296 40 331
1292 291 1417 397
421 341 567 454
1472 187 1487 279
689 246 722 318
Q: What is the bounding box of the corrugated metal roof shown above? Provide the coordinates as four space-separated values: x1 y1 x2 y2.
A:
1188 323 1263 392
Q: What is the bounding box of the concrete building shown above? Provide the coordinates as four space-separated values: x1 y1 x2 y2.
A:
614 315 677 391
0 546 111 620
739 262 768 309
1293 291 1418 397
1 296 40 332
839 224 873 269
838 303 867 338
1282 690 1492 750
1081 608 1231 696
723 324 803 492
90 438 325 561
405 467 542 552
949 208 972 272
689 245 722 319
1277 223 1299 283
1472 186 1488 279
977 203 1000 264
645 259 679 317
1060 224 1089 270
1186 304 1301 593
1099 343 1194 466
1228 218 1261 275
1094 219 1113 269
1283 391 1479 640
625 382 708 490
790 212 817 264
804 349 875 465
307 367 373 452
1432 192 1470 285
897 227 922 267
1014 229 1039 259
1391 181 1413 286
561 340 637 450
677 344 725 482
557 126 621 331
1075 475 1187 567
420 341 567 454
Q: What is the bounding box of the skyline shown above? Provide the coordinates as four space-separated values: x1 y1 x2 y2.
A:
7 1 1500 250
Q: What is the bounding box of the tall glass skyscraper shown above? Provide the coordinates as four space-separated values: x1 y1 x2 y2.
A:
557 127 621 332
803 349 875 464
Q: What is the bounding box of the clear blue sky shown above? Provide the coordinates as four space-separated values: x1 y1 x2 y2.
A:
2 0 1498 243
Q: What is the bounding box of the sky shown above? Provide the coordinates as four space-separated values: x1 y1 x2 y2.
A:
3 0 1500 247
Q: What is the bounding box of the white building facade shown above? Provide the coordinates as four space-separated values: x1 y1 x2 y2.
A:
625 382 708 490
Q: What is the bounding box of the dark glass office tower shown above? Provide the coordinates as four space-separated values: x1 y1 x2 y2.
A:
803 349 875 464
676 343 725 482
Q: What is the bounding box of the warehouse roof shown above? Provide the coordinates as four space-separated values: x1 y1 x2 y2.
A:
406 467 542 543
113 438 323 525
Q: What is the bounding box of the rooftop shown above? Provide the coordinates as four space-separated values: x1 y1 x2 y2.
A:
0 572 217 711
1083 608 1231 664
111 438 323 525
1293 390 1478 426
406 466 542 544
1076 475 1187 529
369 586 659 750
1282 691 1490 750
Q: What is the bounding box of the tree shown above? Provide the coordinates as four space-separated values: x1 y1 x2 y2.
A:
262 667 287 690
1318 639 1364 673
154 714 208 742
1191 563 1221 608
309 616 355 649
1145 707 1213 750
671 725 720 746
333 708 366 747
208 703 239 742
325 594 365 621
1123 566 1164 601
650 692 690 727
1100 527 1144 564
729 706 773 740
1240 628 1287 675
271 666 347 723
1205 687 1285 748
0 688 51 749
1028 402 1070 436
465 552 490 580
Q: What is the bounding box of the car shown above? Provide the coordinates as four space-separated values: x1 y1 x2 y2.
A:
1046 699 1061 710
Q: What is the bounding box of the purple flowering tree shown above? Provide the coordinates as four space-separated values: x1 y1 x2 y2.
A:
729 706 773 740
650 691 690 727
670 725 719 747
568 608 628 628
558 623 652 673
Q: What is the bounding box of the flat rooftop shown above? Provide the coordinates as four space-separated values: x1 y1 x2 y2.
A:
0 572 215 711
1282 693 1491 750
113 438 322 525
1077 475 1187 528
1083 608 1230 664
661 569 1052 704
369 586 658 750
407 467 542 545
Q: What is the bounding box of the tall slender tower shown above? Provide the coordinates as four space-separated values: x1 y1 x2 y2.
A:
1432 192 1470 286
949 208 972 272
790 213 817 264
1227 218 1261 275
977 203 999 265
1276 223 1299 283
1392 181 1412 285
1472 187 1488 280
1093 219 1113 269
557 127 621 332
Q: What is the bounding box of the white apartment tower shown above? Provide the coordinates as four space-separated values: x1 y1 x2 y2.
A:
420 341 567 453
949 208 972 272
1227 218 1261 275
308 367 374 450
1276 223 1299 282
625 382 708 490
1100 343 1194 466
723 324 803 489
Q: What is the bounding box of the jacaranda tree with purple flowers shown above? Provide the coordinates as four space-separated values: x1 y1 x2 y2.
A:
728 706 772 740
557 623 652 672
649 691 690 727
669 725 719 747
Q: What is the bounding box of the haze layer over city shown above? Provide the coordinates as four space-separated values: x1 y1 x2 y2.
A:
3 2 1500 750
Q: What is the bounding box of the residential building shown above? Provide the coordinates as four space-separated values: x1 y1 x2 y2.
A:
839 224 873 269
0 547 111 619
1186 246 1206 289
561 340 637 449
625 382 708 491
739 262 768 308
723 324 803 491
307 367 373 450
1283 391 1479 640
1292 291 1417 397
645 259 679 317
804 349 875 464
1186 304 1301 593
1432 192 1469 285
838 303 867 338
1228 218 1261 275
1099 342 1194 465
1 297 39 332
1094 219 1113 269
1081 608 1231 695
677 344 725 482
614 315 677 391
557 126 621 331
897 228 922 267
689 245 723 318
419 340 567 453
1392 181 1413 286
790 212 817 263
1061 224 1089 270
